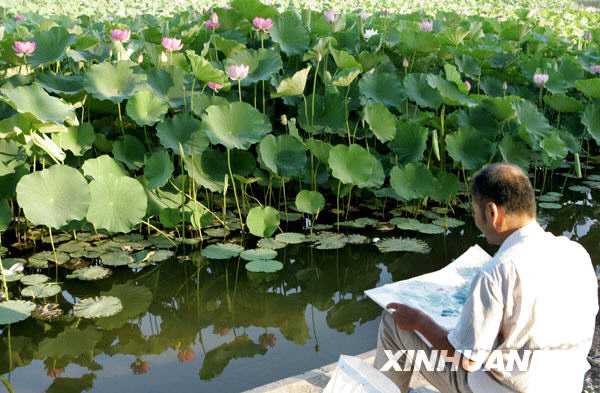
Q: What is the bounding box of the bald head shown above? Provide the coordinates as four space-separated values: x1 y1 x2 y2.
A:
471 163 536 218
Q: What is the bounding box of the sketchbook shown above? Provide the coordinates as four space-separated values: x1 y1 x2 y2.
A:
364 245 493 331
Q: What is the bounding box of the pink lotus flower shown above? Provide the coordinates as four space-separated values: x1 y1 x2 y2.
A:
464 80 471 92
161 37 183 52
419 20 433 32
207 81 223 92
359 11 370 21
252 17 273 32
324 10 338 24
14 14 24 22
13 41 36 56
533 73 549 87
227 64 249 81
177 348 196 363
130 359 150 375
590 65 600 74
111 28 131 42
204 12 220 30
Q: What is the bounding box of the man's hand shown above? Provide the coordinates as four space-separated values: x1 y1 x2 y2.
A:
386 303 425 331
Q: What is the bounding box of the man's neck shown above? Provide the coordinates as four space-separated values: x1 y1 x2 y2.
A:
496 217 536 245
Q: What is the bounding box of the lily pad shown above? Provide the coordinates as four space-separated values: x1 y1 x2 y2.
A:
245 259 283 273
432 217 465 228
275 232 307 244
240 248 277 261
126 89 169 126
73 296 123 319
21 283 62 298
568 185 591 193
376 237 431 254
538 202 562 209
0 300 36 324
83 61 143 103
256 238 286 249
20 274 50 286
100 251 133 267
201 243 244 259
67 266 112 281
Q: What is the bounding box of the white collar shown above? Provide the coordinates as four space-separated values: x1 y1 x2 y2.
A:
496 220 545 256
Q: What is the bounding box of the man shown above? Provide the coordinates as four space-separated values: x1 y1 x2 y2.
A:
374 163 598 393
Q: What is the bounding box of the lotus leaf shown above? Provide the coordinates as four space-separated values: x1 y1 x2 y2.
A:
67 266 112 281
144 150 173 189
112 135 146 170
446 128 495 170
100 251 133 266
390 163 435 201
376 237 431 254
256 238 286 250
37 72 84 95
187 51 227 84
83 61 144 103
81 155 127 180
29 26 74 67
328 144 384 188
73 296 123 319
364 102 397 143
201 243 244 259
315 234 347 250
404 73 443 109
38 326 102 358
258 134 307 177
96 283 152 330
228 48 283 86
390 217 422 231
247 206 280 238
270 11 309 56
1 83 75 124
245 259 283 273
543 95 582 113
275 232 307 244
426 75 475 107
513 99 552 147
432 217 465 228
156 112 208 155
295 190 325 214
343 234 370 244
582 104 600 144
297 93 347 134
240 248 277 261
21 283 62 298
20 274 50 286
569 185 590 193
431 171 461 203
16 165 90 229
499 134 531 170
0 199 10 232
0 300 36 324
389 122 429 164
126 89 169 126
540 132 568 161
272 66 311 97
359 72 405 109
575 79 600 99
52 124 95 156
539 202 562 209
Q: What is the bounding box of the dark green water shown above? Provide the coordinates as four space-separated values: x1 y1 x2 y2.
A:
1 184 599 393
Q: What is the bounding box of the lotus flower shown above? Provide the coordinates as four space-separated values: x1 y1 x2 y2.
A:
14 14 24 22
403 58 409 68
252 17 273 32
259 333 277 349
131 359 150 375
3 262 24 277
204 12 220 30
227 64 249 81
111 28 131 42
359 11 370 21
419 20 433 32
533 72 549 87
207 81 223 92
46 367 65 379
13 41 36 57
590 65 600 74
464 80 472 92
137 53 144 64
324 10 338 24
177 348 196 363
161 37 183 52
364 28 378 40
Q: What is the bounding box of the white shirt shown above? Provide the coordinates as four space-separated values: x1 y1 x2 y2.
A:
448 221 598 392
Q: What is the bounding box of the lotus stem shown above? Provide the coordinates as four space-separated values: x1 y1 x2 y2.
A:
574 152 582 178
227 149 244 231
0 236 9 301
238 80 242 102
336 181 341 232
281 177 288 221
345 185 353 219
0 375 15 393
311 59 320 125
117 102 125 136
48 227 59 281
439 105 446 172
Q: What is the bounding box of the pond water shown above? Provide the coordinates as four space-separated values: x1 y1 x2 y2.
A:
1 182 599 393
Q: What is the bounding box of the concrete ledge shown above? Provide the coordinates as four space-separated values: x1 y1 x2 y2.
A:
244 350 439 393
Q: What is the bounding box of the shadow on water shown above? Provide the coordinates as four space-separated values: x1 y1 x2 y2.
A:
1 186 599 393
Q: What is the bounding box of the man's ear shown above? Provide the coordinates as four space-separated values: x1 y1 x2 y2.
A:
487 202 503 229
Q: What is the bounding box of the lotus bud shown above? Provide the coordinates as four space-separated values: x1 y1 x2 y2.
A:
13 40 36 56
137 53 144 64
160 51 168 63
111 28 131 42
503 81 508 91
161 37 183 52
591 64 600 74
402 58 409 68
464 80 471 92
533 72 549 87
324 10 338 24
359 11 370 21
226 64 250 81
14 14 24 22
419 20 433 32
204 12 220 30
207 81 223 92
281 114 288 125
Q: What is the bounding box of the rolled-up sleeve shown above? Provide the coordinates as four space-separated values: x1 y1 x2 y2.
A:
447 270 504 365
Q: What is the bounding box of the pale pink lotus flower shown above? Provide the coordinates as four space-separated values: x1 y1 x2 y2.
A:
227 64 249 81
3 262 24 277
402 58 409 68
590 65 600 74
252 17 273 32
359 11 370 21
419 20 433 32
364 28 378 40
324 10 338 24
464 80 471 92
533 73 549 87
14 14 24 22
13 41 36 56
161 37 183 52
111 28 131 42
204 12 220 30
207 81 223 92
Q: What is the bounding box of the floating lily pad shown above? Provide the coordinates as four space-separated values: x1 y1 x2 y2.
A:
147 249 175 262
256 238 286 250
338 217 378 228
538 193 561 202
240 248 277 261
432 217 465 228
568 185 591 194
28 251 70 267
315 233 347 250
376 237 431 254
100 251 133 267
342 234 370 244
275 232 307 244
73 296 123 319
97 283 152 330
201 243 244 259
538 202 562 209
20 274 50 286
21 283 62 298
67 266 112 281
204 227 230 238
245 259 283 273
414 223 446 234
0 300 36 324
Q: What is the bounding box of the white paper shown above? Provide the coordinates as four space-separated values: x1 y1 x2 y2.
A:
364 244 492 331
323 355 402 393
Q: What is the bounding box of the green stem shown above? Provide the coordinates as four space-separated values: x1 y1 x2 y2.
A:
0 236 9 301
117 102 125 136
48 227 58 281
238 80 242 102
227 149 244 231
311 59 320 125
336 181 341 232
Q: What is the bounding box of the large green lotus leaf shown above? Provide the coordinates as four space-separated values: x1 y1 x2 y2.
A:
247 206 280 238
332 67 361 87
87 174 147 233
186 51 227 84
73 296 123 319
190 94 230 117
112 135 146 170
431 171 460 203
38 326 102 358
96 283 152 330
305 138 331 163
270 10 309 56
16 165 90 229
37 72 84 95
126 89 169 126
52 124 95 156
240 248 278 261
28 26 74 67
67 266 112 281
274 232 308 244
81 155 127 180
156 113 209 155
390 163 435 201
20 274 49 286
540 132 568 161
21 283 62 298
201 102 272 150
0 199 11 232
297 93 346 134
446 127 495 170
144 150 173 189
364 102 396 142
455 106 501 140
404 73 443 109
331 49 362 70
0 300 36 325
231 0 277 19
328 144 384 188
376 237 430 254
245 259 283 273
295 190 325 214
1 83 75 124
543 95 582 113
258 134 307 177
359 72 405 109
480 96 519 122
184 148 254 193
83 61 144 103
227 48 283 86
575 79 600 99
582 103 600 145
388 122 428 164
100 251 133 266
201 243 244 259
499 134 531 170
513 99 552 147
272 66 311 97
542 58 582 94
426 74 475 107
